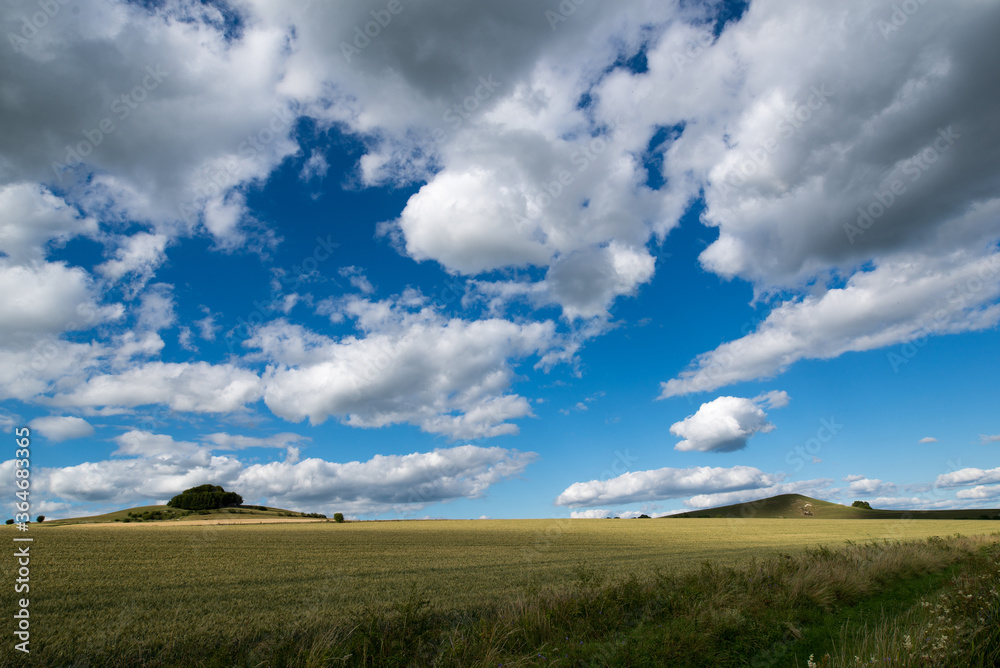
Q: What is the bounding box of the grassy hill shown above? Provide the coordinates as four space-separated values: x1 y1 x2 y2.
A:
666 493 1000 520
43 504 327 526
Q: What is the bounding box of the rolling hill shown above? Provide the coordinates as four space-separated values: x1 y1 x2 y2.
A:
666 494 1000 520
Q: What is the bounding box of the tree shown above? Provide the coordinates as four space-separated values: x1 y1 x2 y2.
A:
167 484 244 510
4 519 13 525
333 513 345 523
852 500 873 510
36 515 45 523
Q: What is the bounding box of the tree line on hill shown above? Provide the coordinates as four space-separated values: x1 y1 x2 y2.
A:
167 484 243 510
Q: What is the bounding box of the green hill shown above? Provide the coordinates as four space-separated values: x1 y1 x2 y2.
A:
666 494 1000 520
42 504 327 526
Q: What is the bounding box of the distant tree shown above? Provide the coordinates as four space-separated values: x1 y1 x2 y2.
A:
638 514 651 519
167 484 243 510
5 519 13 525
36 515 45 523
852 500 873 510
333 513 345 523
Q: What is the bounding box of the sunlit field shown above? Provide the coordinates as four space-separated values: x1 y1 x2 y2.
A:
3 519 998 665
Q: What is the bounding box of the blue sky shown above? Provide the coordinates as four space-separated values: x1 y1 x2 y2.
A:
2 0 999 520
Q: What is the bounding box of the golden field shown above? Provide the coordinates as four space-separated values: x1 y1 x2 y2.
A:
2 518 997 665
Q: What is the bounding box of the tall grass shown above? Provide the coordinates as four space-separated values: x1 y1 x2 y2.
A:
804 537 1000 667
18 532 995 666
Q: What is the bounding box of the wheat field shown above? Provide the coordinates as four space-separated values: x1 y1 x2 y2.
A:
2 518 997 664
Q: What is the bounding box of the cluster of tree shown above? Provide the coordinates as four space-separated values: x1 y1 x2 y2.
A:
167 484 243 510
852 500 873 510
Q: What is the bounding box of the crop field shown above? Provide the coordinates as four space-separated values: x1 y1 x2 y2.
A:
2 518 998 665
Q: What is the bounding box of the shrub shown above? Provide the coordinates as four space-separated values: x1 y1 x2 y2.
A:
334 513 345 523
36 515 45 523
5 519 13 525
852 500 873 510
167 484 243 510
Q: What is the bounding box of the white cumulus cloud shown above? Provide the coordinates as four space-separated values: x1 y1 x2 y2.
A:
669 391 788 452
28 416 95 442
554 465 778 508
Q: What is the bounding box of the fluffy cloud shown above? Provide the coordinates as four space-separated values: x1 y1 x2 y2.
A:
1 1 297 244
661 252 1000 396
473 242 657 320
251 297 558 438
570 509 612 519
235 445 537 514
693 1 1000 287
0 183 97 263
202 432 308 451
955 485 1000 501
0 261 122 342
554 465 778 508
49 361 263 414
669 391 788 452
935 467 1000 488
845 477 896 496
112 430 202 458
97 233 169 294
32 439 535 516
28 416 95 442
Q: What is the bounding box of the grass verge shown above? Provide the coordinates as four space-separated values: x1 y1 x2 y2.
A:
798 537 1000 667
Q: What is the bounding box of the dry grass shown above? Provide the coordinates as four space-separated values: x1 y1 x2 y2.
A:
1 519 997 666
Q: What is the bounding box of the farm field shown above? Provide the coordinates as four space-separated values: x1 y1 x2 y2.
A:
2 518 998 665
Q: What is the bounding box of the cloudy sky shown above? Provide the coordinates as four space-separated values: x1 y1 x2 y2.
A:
2 0 999 520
